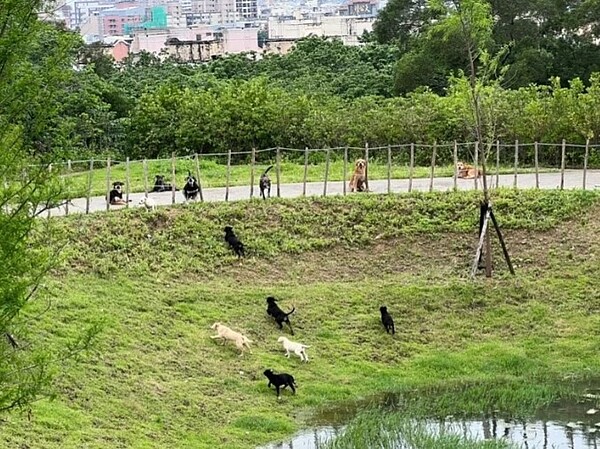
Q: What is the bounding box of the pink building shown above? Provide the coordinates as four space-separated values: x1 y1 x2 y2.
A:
101 4 145 36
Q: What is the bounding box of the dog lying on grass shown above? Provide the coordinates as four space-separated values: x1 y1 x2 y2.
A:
224 226 245 258
379 306 395 335
263 369 296 399
210 322 252 355
266 296 295 335
259 165 273 200
277 336 310 362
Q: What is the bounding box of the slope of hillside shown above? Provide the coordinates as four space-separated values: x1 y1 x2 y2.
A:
2 190 599 449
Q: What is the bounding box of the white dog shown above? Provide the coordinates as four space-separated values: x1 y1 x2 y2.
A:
277 336 310 362
210 322 253 355
138 195 156 211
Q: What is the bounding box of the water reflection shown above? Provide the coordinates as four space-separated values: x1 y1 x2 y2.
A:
259 396 600 449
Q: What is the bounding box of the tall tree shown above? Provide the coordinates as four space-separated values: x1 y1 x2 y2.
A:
0 0 98 413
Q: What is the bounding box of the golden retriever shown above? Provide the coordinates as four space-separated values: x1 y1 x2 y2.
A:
349 158 367 192
210 322 253 355
456 161 481 179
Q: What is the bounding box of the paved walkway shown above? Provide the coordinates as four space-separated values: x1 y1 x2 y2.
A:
47 170 600 217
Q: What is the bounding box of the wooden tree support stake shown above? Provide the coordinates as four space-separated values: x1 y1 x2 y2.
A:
471 201 515 278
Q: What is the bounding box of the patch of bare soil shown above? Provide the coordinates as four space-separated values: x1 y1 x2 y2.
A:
216 205 600 285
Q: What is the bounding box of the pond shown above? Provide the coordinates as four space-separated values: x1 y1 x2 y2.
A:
259 391 600 449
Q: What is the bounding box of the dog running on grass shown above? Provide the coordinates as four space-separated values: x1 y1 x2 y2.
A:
259 165 273 200
266 296 295 335
210 322 253 355
379 306 395 335
277 336 310 362
349 158 367 192
224 226 245 258
183 171 200 202
263 369 297 399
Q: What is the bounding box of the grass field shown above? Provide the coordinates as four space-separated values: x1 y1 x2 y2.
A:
2 190 600 449
59 157 553 199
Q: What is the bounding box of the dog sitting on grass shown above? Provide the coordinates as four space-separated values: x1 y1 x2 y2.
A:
266 296 295 335
210 322 253 356
277 336 310 362
263 369 297 399
224 226 245 258
259 165 273 200
379 306 395 335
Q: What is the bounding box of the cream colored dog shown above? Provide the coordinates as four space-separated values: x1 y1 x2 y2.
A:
210 322 253 355
277 336 310 362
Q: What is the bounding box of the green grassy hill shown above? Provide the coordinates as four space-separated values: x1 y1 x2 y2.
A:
3 190 600 449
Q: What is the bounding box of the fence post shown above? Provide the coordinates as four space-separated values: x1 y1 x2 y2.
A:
495 141 500 189
276 146 281 198
171 153 176 205
429 142 437 193
86 159 94 214
125 157 131 208
387 144 392 194
105 157 111 212
302 147 308 197
143 159 148 196
560 139 566 190
225 149 232 201
513 140 518 189
250 147 256 199
65 160 71 216
364 142 370 192
194 153 203 202
323 148 330 197
583 138 589 190
343 146 348 196
534 142 539 189
453 141 458 191
474 142 479 191
47 164 53 218
409 143 415 193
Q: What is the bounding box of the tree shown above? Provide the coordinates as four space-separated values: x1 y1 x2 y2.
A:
0 0 98 413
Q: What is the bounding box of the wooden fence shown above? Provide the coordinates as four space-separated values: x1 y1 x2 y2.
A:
36 141 600 216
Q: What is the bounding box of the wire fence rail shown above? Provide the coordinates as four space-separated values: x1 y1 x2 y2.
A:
21 141 600 217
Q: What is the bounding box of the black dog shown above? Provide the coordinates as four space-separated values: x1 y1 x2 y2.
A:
266 296 295 335
108 182 130 205
259 165 273 200
224 226 245 258
263 369 296 399
379 306 395 335
183 171 200 202
152 175 174 193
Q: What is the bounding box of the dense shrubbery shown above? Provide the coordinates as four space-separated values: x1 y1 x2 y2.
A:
8 0 600 162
